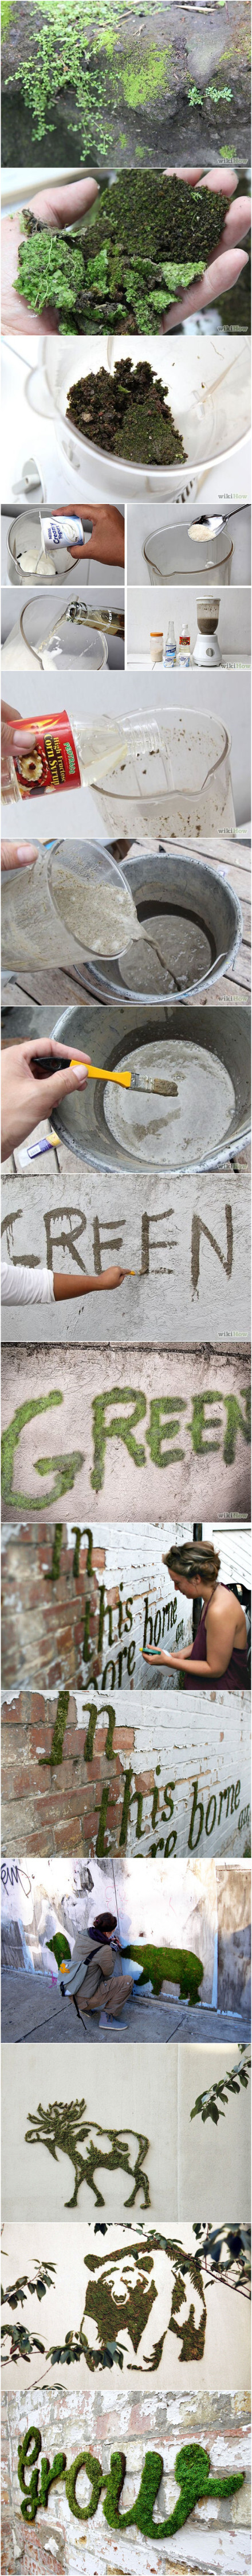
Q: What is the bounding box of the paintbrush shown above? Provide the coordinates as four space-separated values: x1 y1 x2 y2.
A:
30 1052 178 1097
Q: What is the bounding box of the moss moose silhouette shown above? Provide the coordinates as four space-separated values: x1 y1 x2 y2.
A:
25 2098 151 2210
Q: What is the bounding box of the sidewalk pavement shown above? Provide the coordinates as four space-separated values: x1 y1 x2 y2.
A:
1 1973 251 2047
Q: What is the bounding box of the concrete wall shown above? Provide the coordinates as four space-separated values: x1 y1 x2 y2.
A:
2 1344 250 1520
2 2040 251 2223
1 1854 219 2004
2 1689 250 1859
2 2388 250 2575
1 1856 251 2016
2 1170 250 1346
1 2219 250 2394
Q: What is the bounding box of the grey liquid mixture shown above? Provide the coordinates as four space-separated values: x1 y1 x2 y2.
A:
52 863 140 959
119 912 212 995
103 1038 235 1168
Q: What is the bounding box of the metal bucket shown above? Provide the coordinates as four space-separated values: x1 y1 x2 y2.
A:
50 1002 250 1176
79 845 242 1004
143 519 234 585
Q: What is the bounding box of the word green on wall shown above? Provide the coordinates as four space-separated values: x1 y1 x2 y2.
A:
17 2426 245 2535
1 1382 250 1510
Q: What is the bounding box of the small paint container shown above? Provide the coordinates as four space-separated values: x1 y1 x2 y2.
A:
40 514 92 554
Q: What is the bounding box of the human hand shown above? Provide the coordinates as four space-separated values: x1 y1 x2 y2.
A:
1 175 99 334
1 701 22 796
142 1648 167 1664
1 1034 90 1160
99 1264 133 1289
69 506 125 569
162 167 250 329
1 840 38 871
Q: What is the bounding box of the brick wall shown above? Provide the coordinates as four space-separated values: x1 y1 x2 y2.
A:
1 1520 112 1690
1 1687 250 1861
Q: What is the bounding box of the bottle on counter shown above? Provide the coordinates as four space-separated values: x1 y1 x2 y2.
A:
163 619 176 667
149 631 163 664
178 619 191 666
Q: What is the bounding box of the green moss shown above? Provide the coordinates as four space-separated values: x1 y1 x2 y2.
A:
46 1933 71 1969
84 1702 99 1761
1 0 14 30
119 1767 133 1847
121 46 171 108
123 1944 203 2004
18 2427 41 2523
48 1523 63 1581
1 1390 84 1510
65 2451 104 2520
17 2430 245 2532
91 1389 146 1492
67 363 187 468
39 1690 69 1769
25 2098 150 2211
223 1389 251 1466
17 177 227 335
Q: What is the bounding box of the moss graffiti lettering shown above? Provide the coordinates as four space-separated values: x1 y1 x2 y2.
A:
17 2428 245 2534
90 1386 250 1491
1 1393 84 1511
2 1385 249 1507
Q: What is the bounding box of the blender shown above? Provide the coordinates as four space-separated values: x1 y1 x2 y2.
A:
192 595 222 667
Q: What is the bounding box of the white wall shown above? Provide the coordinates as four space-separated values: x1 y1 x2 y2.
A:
2 2039 250 2221
69 1515 192 1688
2 2218 250 2393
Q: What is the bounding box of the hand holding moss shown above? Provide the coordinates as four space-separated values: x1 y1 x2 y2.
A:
1 175 99 333
2 170 250 335
162 166 250 329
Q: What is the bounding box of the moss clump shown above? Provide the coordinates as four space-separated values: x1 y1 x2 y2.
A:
65 2450 104 2521
25 2097 150 2211
48 1522 63 1581
16 177 229 334
66 359 186 466
39 1689 69 1769
122 1943 203 2003
46 1933 71 1969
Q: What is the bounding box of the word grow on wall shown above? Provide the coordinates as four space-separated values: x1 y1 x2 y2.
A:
18 2427 245 2538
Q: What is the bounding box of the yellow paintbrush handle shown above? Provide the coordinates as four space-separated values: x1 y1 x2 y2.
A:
70 1060 132 1088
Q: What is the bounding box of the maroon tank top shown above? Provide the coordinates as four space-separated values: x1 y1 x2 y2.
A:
183 1586 248 1690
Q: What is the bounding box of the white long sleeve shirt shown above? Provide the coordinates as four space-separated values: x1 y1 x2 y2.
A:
1 1261 54 1304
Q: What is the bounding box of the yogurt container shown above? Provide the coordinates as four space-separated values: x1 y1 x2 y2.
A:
40 513 92 553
